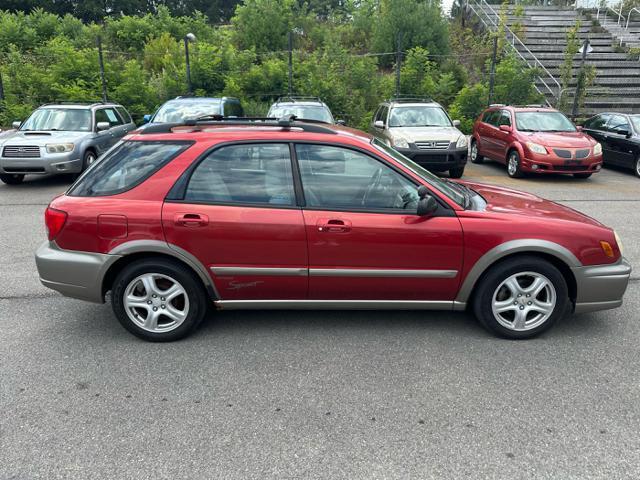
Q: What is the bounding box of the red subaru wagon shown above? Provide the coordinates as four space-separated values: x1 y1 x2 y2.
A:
35 117 630 341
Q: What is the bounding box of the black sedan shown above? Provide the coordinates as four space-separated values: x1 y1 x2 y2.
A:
582 113 640 177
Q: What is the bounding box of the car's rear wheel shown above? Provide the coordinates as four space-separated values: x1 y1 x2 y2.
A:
449 166 465 178
472 256 569 339
111 259 208 341
506 150 524 178
573 173 592 179
470 140 483 164
0 173 25 185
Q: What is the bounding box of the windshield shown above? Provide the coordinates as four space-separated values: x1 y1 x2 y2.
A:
389 106 452 128
630 116 640 134
269 105 334 123
21 108 91 132
515 111 576 132
371 138 465 207
153 101 222 123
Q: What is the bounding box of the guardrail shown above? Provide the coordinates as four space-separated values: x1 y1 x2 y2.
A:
625 7 640 29
466 0 561 106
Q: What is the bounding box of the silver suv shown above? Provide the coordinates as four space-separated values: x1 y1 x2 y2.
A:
0 101 135 185
370 98 468 178
267 96 344 125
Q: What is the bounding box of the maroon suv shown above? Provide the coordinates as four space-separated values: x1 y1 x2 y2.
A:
470 105 603 179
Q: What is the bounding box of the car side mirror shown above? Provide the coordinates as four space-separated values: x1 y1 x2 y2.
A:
499 125 512 133
417 186 438 217
96 122 110 132
621 129 632 138
12 121 21 129
374 120 385 129
142 114 151 124
336 119 346 126
452 119 461 127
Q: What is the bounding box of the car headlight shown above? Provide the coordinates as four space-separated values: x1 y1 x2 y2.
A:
393 137 409 149
614 230 624 256
456 135 468 148
525 142 547 155
593 143 602 156
46 143 74 154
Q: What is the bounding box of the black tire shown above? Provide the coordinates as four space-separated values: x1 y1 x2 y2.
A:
634 156 640 178
472 256 569 339
0 173 25 185
111 258 209 341
449 166 465 179
82 150 97 171
506 150 524 178
573 173 592 179
470 139 484 164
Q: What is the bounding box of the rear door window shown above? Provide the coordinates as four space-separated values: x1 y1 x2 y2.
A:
69 141 191 196
115 106 133 124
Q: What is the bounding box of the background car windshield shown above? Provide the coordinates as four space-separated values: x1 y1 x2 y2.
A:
153 101 222 123
515 111 576 132
629 116 640 134
371 138 465 207
20 108 91 132
269 106 333 123
388 106 451 127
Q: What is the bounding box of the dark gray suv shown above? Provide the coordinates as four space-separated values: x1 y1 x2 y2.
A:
0 102 135 185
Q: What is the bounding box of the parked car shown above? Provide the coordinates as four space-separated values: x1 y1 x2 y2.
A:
369 97 468 178
581 113 640 177
267 96 343 124
471 105 602 179
142 96 244 125
35 117 630 342
0 101 135 185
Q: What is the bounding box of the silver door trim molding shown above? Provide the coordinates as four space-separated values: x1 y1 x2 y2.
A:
309 268 458 278
214 299 456 310
211 266 308 276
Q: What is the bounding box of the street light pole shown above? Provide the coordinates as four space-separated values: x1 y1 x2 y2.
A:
184 33 196 95
571 38 591 119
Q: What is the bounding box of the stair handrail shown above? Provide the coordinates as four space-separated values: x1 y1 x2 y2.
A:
625 7 640 29
601 4 625 26
466 0 562 105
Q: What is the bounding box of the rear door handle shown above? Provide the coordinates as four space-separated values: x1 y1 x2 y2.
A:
174 213 209 227
317 218 351 233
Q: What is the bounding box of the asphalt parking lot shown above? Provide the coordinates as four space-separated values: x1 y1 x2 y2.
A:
1 162 639 479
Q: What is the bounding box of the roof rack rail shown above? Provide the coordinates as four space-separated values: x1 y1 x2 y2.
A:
275 95 324 103
139 114 338 135
389 95 434 103
43 100 106 106
488 103 506 107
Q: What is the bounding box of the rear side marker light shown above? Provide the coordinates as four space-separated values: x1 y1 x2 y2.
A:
45 207 68 241
600 241 614 258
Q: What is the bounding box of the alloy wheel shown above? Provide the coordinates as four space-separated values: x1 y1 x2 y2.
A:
508 154 518 176
123 273 189 333
491 271 557 332
471 143 478 161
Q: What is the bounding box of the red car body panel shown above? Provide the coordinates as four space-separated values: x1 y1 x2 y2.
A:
472 107 603 174
46 125 622 306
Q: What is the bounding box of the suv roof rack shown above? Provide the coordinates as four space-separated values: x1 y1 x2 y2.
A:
488 103 506 107
138 114 338 135
274 96 324 104
389 95 434 103
43 100 106 106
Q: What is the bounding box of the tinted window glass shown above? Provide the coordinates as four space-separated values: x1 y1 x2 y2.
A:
69 141 190 196
116 106 132 124
380 106 389 124
20 108 91 132
296 144 419 211
482 110 497 124
584 114 610 130
185 143 295 206
223 101 243 117
96 108 123 127
373 107 383 123
498 110 511 126
608 115 631 135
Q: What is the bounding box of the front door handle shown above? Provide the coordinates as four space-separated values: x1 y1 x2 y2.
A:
174 213 209 227
317 218 351 233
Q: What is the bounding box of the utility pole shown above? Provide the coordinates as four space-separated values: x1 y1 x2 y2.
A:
487 36 498 106
0 71 4 102
288 31 293 96
571 38 591 119
184 33 196 95
395 32 403 97
96 35 107 102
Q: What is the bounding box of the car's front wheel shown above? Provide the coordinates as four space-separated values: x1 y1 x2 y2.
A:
449 166 465 178
0 173 25 185
82 150 97 171
634 156 640 178
506 150 524 178
472 256 569 339
111 258 209 341
470 140 483 164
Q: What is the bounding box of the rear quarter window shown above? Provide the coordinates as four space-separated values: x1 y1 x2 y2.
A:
68 141 192 197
